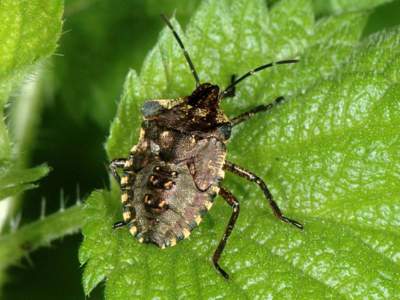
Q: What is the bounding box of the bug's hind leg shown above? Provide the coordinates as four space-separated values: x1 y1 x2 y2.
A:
109 158 127 185
212 187 240 279
231 96 285 126
113 221 127 229
223 161 303 229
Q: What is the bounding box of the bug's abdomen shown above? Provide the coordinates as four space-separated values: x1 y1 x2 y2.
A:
126 160 221 248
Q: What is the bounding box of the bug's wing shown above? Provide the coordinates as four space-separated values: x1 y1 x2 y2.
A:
188 138 226 192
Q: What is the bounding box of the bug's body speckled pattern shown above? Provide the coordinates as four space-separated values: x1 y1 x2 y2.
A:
119 102 227 247
109 14 303 279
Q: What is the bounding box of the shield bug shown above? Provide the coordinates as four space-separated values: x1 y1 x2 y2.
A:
110 14 303 279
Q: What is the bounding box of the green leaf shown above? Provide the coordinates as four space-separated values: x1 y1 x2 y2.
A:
0 0 63 230
81 0 400 298
0 0 63 105
0 0 63 162
0 164 50 200
312 0 394 15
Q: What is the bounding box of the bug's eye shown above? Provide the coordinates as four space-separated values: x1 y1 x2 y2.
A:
141 101 164 117
218 123 232 139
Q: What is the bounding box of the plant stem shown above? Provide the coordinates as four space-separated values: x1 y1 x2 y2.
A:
0 204 85 287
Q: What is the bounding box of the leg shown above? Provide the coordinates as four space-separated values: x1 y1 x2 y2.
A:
213 187 240 279
110 158 128 230
113 221 127 229
231 96 284 126
223 161 303 229
223 75 237 98
109 158 126 185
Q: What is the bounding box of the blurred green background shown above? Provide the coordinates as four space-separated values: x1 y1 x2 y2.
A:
2 0 400 299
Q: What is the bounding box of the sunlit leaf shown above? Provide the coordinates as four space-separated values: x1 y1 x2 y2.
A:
81 0 400 298
312 0 394 15
0 0 63 161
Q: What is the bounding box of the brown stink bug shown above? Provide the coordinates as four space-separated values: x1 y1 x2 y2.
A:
110 14 303 279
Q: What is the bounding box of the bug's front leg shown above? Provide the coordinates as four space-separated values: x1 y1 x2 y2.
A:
213 187 240 279
230 96 285 126
223 160 303 229
223 74 237 98
109 158 127 186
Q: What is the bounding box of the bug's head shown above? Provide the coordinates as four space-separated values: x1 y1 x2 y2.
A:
187 83 220 108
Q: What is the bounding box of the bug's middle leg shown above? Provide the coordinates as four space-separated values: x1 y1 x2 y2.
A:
109 158 134 230
212 186 240 280
230 96 285 126
223 160 303 229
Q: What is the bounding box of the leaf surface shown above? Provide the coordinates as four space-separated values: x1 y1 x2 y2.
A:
81 0 400 298
0 164 50 200
0 0 63 162
0 0 63 201
0 0 63 290
312 0 394 15
0 0 63 105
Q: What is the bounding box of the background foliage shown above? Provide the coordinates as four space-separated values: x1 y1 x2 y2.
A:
1 0 400 299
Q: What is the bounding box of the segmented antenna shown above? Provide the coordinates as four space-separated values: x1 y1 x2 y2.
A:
219 59 299 100
161 14 200 87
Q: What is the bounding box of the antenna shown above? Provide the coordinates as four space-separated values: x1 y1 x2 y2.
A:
161 14 200 87
219 59 299 100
